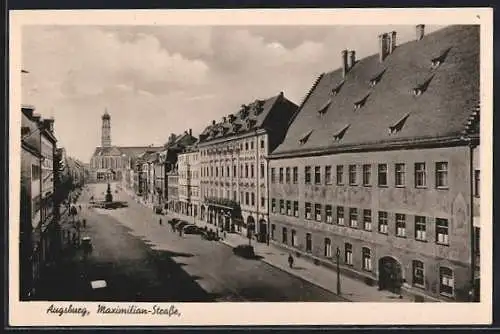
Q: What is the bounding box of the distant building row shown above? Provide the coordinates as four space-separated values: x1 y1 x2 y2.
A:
20 105 87 299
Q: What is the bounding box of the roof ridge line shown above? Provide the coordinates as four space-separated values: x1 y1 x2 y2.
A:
287 73 325 130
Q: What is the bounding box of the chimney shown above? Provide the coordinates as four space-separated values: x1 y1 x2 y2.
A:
212 120 216 126
189 128 192 136
389 31 397 54
347 50 356 70
45 118 55 132
341 49 348 78
223 116 227 123
416 24 425 41
379 33 388 62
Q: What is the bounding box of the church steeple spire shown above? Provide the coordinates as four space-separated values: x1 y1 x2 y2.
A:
101 108 111 147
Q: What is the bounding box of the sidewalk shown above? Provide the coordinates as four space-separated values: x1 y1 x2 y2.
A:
160 209 414 303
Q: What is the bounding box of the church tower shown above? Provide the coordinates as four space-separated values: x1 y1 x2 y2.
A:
101 108 111 147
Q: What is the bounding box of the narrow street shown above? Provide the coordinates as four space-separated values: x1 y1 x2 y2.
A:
35 182 345 302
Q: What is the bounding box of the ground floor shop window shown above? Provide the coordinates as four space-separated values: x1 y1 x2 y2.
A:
291 230 297 247
439 266 454 296
282 227 288 244
345 243 353 265
324 238 332 258
362 247 372 271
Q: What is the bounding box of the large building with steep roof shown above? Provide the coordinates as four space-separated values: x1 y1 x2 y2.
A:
88 110 162 183
197 92 298 240
267 25 480 302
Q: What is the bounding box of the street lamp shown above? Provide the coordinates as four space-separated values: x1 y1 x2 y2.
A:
336 247 341 295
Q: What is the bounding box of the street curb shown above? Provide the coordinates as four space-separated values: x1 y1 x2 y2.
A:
217 239 351 302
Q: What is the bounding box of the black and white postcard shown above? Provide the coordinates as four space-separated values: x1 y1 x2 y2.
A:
8 8 493 327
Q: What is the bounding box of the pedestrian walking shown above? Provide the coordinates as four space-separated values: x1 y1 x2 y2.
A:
288 253 294 269
82 219 87 228
159 218 162 226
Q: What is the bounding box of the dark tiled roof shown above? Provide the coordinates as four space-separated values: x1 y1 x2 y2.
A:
198 92 290 144
272 25 479 156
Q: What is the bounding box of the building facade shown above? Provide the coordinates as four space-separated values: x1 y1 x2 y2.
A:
198 92 298 241
20 105 58 299
268 25 480 302
178 144 200 218
167 171 180 213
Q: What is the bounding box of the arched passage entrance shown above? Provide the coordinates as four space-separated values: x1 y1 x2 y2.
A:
258 219 267 243
378 256 403 293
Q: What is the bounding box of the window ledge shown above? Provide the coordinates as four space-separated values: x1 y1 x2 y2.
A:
439 292 454 298
363 184 372 187
378 184 388 188
415 185 427 189
415 239 427 243
396 235 407 239
436 186 449 190
436 242 450 247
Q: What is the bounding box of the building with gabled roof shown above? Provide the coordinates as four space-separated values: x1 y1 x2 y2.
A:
197 92 298 240
88 110 162 183
267 25 480 302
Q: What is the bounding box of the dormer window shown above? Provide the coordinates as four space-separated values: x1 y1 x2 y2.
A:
253 100 265 115
333 124 350 141
369 68 386 87
299 130 313 145
330 81 345 97
412 74 435 97
388 113 410 135
354 93 370 110
240 104 250 119
233 123 242 133
21 126 31 137
431 47 452 69
246 118 256 128
318 99 331 115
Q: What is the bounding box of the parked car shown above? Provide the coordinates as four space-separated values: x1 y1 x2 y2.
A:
233 244 256 259
174 220 190 230
168 218 180 226
182 224 202 234
201 230 219 241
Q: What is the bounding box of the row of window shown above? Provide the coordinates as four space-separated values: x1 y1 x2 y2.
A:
203 188 267 208
271 162 449 189
178 186 200 198
271 226 455 296
271 200 449 245
91 157 126 170
179 170 199 179
200 139 266 157
201 163 266 179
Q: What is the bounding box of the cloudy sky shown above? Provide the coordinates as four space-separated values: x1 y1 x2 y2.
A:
21 24 445 162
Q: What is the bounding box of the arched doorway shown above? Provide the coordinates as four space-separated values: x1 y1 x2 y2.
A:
378 256 403 293
247 216 256 238
258 219 267 243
